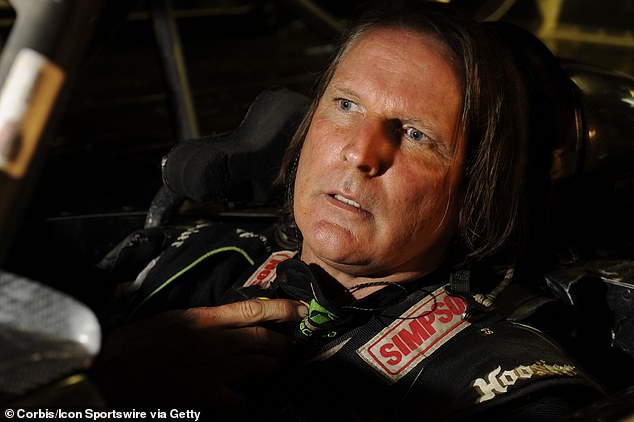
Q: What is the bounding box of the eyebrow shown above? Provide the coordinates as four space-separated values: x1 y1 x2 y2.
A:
328 84 361 102
327 82 456 152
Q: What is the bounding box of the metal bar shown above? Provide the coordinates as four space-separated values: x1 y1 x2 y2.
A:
277 0 345 39
149 0 199 140
0 0 104 265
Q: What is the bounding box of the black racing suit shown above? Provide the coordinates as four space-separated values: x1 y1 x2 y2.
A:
101 221 605 421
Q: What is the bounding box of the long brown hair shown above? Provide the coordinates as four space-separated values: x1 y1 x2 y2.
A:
277 1 528 264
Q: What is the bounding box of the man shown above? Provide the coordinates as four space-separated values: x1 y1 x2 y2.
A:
93 2 604 420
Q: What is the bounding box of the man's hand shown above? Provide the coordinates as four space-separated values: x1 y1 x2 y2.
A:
91 299 307 408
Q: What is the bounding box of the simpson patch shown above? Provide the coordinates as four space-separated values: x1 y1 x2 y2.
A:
358 286 469 382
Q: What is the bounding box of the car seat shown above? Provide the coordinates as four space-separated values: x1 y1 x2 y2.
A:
145 87 310 228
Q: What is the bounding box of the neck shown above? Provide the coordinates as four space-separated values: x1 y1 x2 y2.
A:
299 251 442 300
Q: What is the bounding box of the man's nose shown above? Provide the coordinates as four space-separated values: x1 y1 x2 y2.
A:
342 118 398 176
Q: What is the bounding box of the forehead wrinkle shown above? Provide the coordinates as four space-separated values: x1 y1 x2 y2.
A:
337 35 431 106
327 72 460 152
331 30 462 148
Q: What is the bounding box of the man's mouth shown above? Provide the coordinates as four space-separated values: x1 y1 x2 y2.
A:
332 194 361 209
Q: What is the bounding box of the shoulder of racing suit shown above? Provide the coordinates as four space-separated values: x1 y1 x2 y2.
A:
100 220 292 327
102 220 605 420
272 284 605 421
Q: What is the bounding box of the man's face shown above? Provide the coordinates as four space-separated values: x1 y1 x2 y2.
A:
293 27 465 287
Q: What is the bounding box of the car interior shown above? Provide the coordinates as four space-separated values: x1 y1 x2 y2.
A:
0 0 632 418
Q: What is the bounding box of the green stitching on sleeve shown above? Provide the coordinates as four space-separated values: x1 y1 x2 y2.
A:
128 246 254 319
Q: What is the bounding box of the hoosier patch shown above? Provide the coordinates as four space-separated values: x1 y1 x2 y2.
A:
243 250 295 289
473 360 577 403
358 286 469 382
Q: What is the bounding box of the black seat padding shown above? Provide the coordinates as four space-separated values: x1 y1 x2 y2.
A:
162 87 309 205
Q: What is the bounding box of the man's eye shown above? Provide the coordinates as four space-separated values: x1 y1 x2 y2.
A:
405 127 429 143
336 98 357 112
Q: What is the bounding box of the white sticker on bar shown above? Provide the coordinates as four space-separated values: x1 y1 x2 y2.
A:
0 48 64 179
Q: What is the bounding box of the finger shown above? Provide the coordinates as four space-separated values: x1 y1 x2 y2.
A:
184 298 308 328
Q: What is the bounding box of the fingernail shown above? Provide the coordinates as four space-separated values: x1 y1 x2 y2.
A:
296 303 309 318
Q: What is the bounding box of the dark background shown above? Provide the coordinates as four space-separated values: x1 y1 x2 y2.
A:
2 0 632 219
1 0 632 302
0 0 633 401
